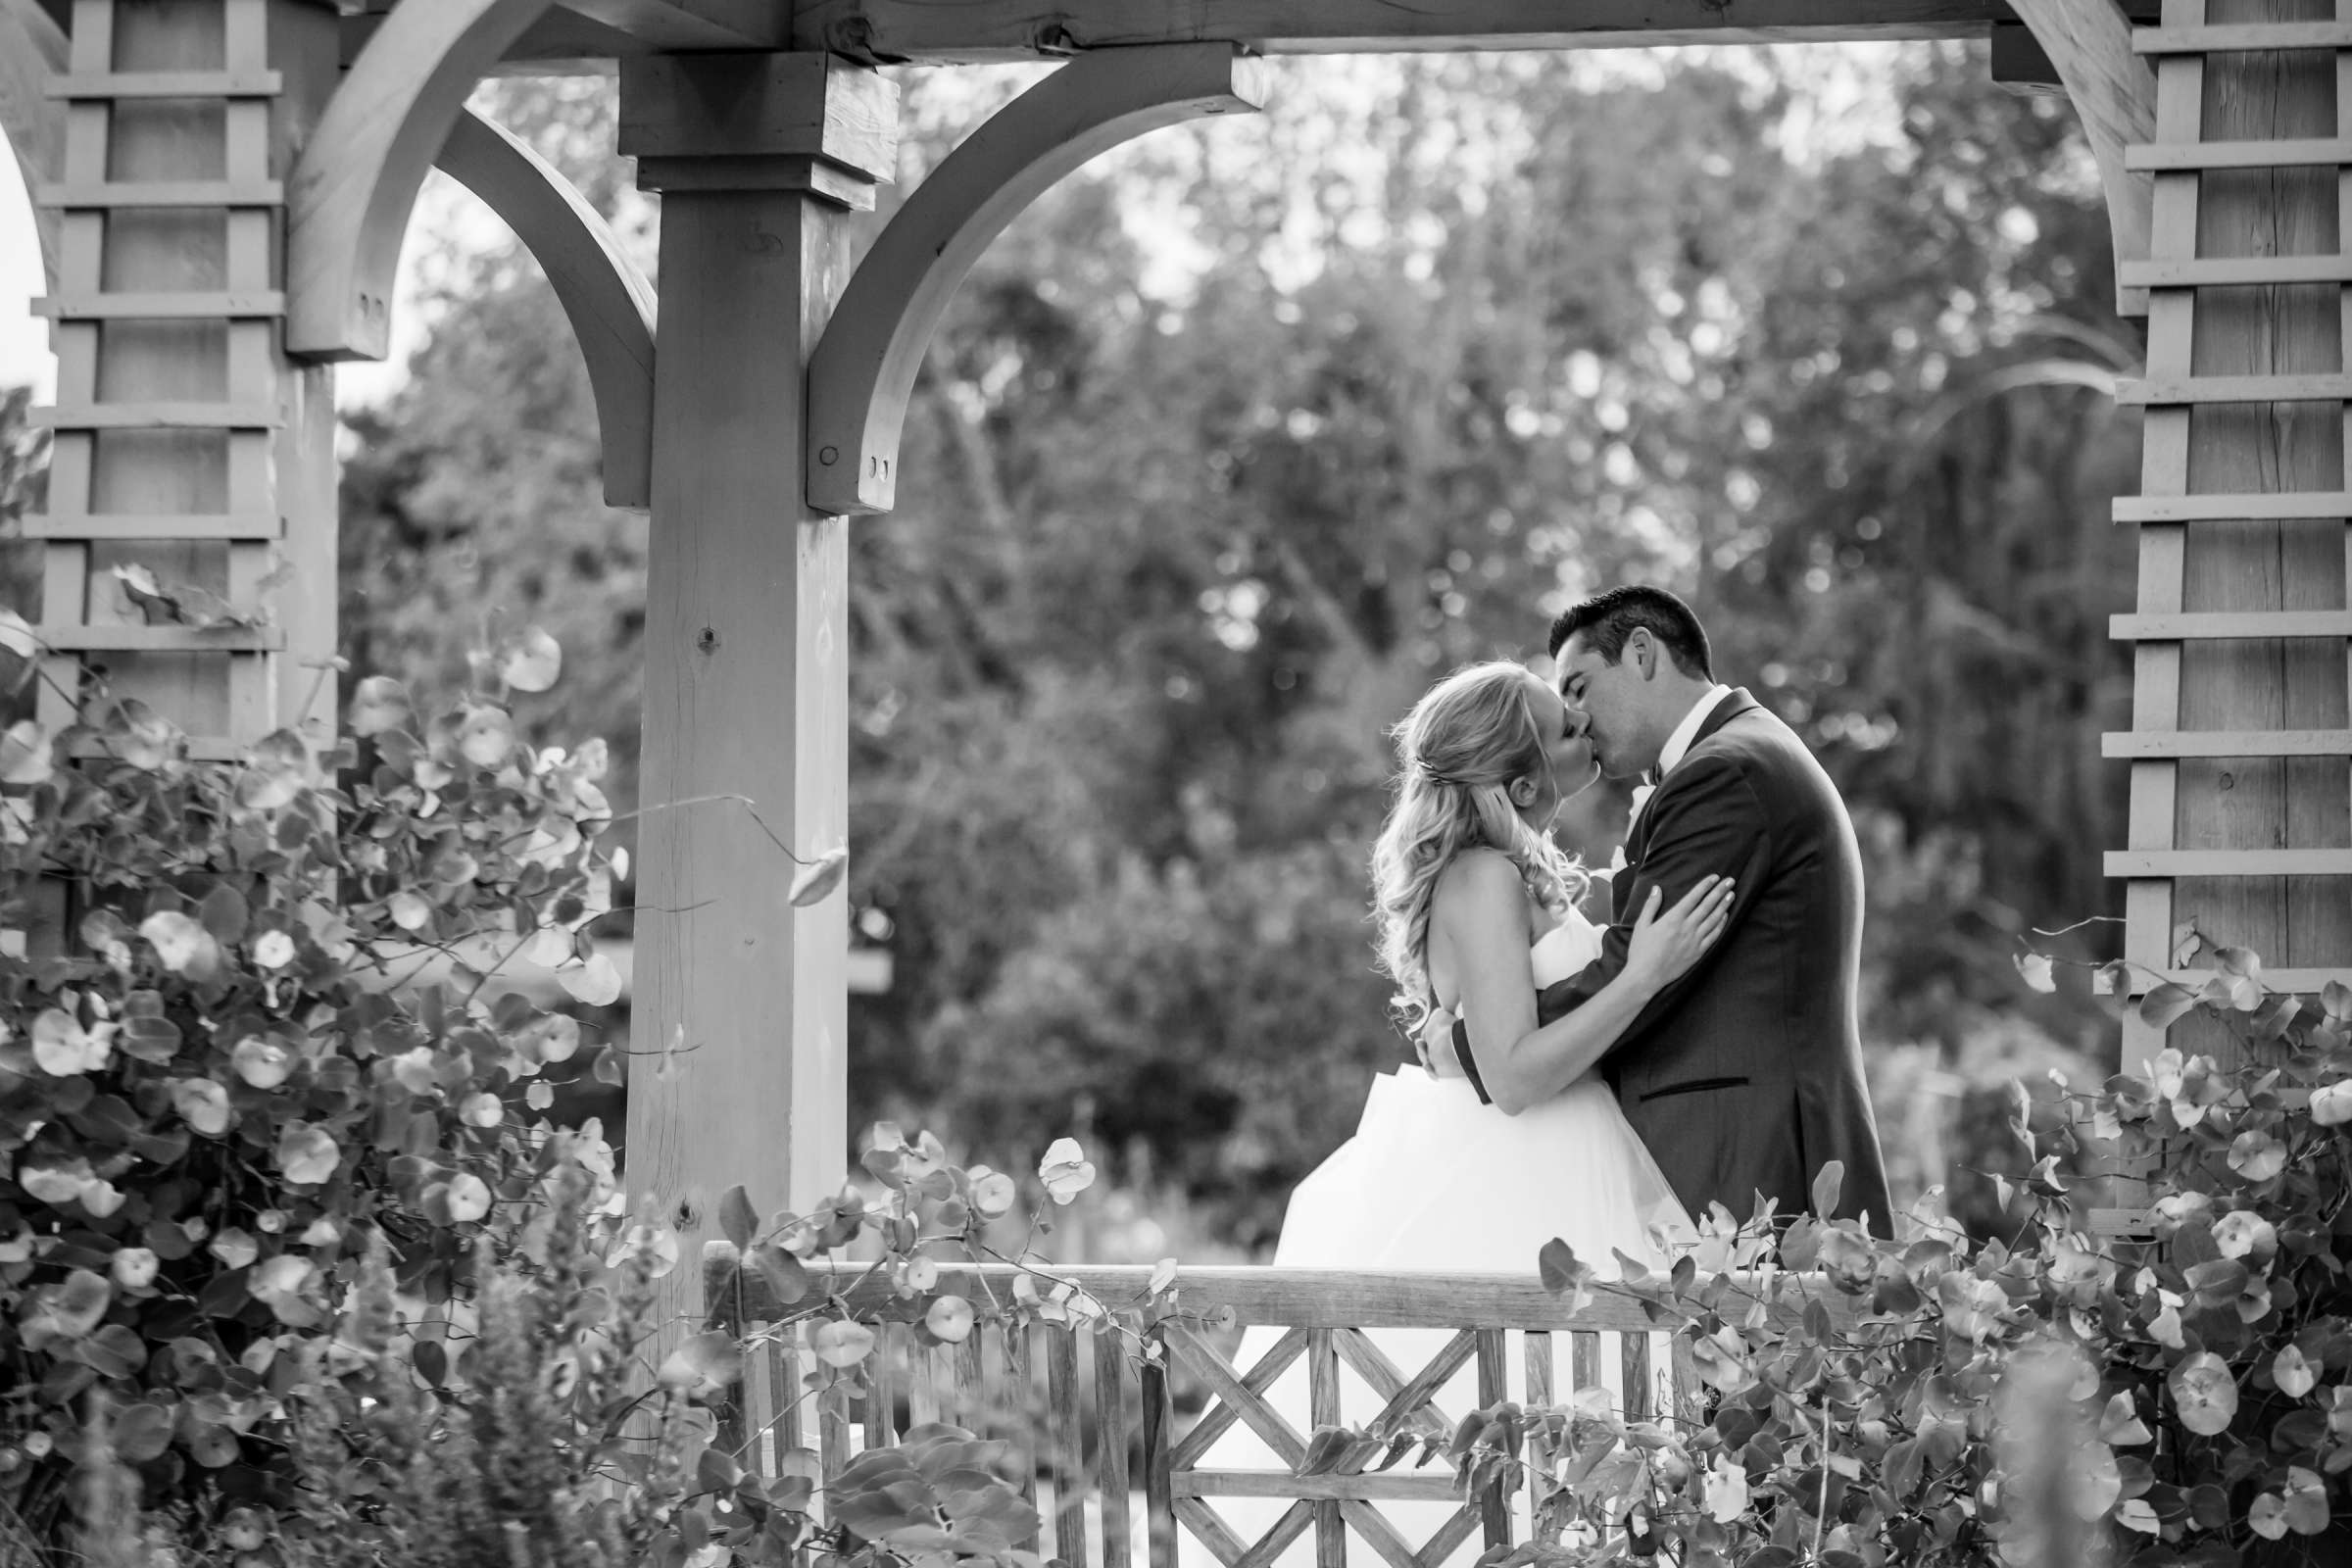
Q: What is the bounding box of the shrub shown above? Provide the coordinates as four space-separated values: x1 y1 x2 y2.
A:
0 638 623 1545
1433 937 2352 1567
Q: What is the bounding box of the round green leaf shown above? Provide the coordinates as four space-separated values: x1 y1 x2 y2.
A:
2169 1351 2239 1437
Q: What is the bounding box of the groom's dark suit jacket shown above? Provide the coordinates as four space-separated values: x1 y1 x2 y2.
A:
1460 689 1893 1236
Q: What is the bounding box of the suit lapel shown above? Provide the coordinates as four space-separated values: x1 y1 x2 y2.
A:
1623 689 1760 873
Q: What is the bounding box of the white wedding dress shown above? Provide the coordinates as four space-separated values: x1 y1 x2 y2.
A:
1265 909 1691 1276
1188 908 1692 1566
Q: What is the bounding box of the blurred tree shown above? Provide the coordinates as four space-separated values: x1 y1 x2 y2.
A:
335 45 2137 1242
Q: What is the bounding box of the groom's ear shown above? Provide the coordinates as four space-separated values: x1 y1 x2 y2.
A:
1627 627 1658 679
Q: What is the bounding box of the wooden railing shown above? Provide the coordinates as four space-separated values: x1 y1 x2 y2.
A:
705 1262 1841 1568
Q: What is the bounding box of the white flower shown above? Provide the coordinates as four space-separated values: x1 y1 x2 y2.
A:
444 1172 493 1224
2312 1079 2352 1126
274 1123 341 1186
139 910 219 976
171 1078 232 1137
31 1009 112 1076
1039 1138 1097 1205
230 1036 293 1089
251 930 296 970
111 1248 159 1290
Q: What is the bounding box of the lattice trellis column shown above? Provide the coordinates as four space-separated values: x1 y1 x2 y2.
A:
27 0 340 758
2110 0 2352 1066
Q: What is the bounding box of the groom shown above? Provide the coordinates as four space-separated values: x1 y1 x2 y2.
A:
1453 586 1892 1236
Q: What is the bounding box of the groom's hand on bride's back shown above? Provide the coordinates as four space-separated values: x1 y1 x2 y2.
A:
1416 1007 1466 1077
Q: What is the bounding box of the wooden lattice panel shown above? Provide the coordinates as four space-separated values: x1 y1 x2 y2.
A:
27 0 335 756
2110 0 2352 1065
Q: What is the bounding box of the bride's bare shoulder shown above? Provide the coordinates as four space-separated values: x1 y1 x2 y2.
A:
1431 849 1526 917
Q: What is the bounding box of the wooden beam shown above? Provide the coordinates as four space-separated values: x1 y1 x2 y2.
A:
623 51 895 1361
787 0 2031 59
341 5 648 72
2003 0 2157 315
2103 728 2352 757
285 0 558 360
618 51 898 184
0 0 67 285
432 109 657 510
2109 851 2352 876
711 1261 1858 1337
558 0 785 47
332 0 2183 72
2116 490 2352 520
806 43 1265 514
2113 610 2352 639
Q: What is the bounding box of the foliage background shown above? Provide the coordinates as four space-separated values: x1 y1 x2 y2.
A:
0 43 2142 1254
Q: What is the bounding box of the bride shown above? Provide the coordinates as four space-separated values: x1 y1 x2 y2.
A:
1192 661 1730 1564
1280 658 1727 1277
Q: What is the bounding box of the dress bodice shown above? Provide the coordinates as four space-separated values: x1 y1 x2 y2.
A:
1531 906 1603 988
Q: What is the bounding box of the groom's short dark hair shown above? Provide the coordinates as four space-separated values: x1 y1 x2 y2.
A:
1549 586 1714 679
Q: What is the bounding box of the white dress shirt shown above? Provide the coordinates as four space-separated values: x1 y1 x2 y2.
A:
1626 684 1734 845
1658 683 1736 777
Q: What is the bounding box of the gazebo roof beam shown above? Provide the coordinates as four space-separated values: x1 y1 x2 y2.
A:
322 0 2164 71
794 0 2047 61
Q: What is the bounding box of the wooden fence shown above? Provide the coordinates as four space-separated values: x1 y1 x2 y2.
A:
705 1261 1842 1568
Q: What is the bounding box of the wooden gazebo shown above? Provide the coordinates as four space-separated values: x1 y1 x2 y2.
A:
0 0 2340 1334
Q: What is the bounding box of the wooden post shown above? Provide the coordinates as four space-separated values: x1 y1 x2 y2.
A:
618 52 898 1341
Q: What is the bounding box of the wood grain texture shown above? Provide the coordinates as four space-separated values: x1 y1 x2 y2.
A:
1095 1328 1134 1568
790 0 2067 60
2172 0 2349 1062
2114 609 2352 635
616 51 897 177
2116 370 2352 400
1141 1346 1178 1568
0 0 67 284
712 1262 1854 1336
2104 727 2352 755
2118 0 2202 1075
2007 0 2158 310
2122 252 2352 284
1049 1328 1089 1568
33 289 284 317
46 68 281 95
2134 18 2352 44
2114 962 2352 989
284 0 557 359
2127 133 2352 166
19 511 278 539
2116 486 2352 516
1174 1473 1462 1502
560 0 784 47
624 153 858 1364
432 107 657 508
38 177 282 205
805 42 1263 514
2108 849 2352 874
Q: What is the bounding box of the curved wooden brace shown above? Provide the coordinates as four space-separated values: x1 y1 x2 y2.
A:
434 110 658 511
806 42 1267 515
0 0 68 288
285 0 556 361
2007 0 2156 315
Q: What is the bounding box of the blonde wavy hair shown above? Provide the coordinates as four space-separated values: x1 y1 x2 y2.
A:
1370 661 1588 1027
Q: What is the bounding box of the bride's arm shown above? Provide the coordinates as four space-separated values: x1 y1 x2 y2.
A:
1437 860 1732 1116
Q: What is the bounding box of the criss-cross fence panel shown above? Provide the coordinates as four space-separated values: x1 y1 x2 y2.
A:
710 1263 1842 1568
